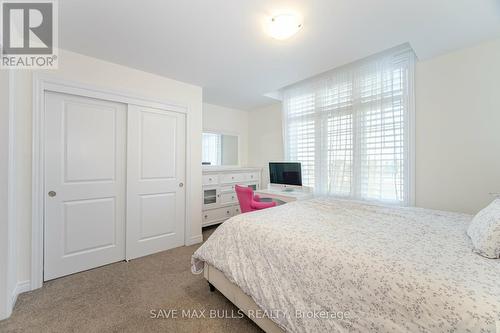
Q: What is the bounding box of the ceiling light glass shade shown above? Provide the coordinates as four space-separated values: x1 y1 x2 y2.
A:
266 14 302 40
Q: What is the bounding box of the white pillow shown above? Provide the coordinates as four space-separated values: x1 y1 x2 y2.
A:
467 199 500 259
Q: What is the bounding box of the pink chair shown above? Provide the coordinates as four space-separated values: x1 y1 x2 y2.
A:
235 185 277 213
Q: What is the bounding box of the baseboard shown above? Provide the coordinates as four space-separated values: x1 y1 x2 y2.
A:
10 280 30 311
186 234 203 246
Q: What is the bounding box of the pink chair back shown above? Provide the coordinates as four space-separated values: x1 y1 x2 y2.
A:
235 185 254 213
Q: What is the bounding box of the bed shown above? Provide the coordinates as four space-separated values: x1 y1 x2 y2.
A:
191 198 500 332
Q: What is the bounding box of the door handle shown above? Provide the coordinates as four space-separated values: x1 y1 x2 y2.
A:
48 191 56 197
179 182 184 188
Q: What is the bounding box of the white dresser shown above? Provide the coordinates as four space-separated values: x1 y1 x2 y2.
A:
202 167 262 227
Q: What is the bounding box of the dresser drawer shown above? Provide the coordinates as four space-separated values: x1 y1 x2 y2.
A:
220 173 247 184
220 185 234 193
220 184 241 192
221 182 260 194
202 207 233 224
247 172 260 182
220 192 237 204
203 174 219 186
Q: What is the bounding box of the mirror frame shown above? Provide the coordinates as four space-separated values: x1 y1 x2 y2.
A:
202 129 241 169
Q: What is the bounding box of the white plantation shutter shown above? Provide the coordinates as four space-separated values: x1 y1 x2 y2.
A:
283 45 415 205
285 92 316 187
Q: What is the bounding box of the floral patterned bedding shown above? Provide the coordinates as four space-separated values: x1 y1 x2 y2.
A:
191 198 500 332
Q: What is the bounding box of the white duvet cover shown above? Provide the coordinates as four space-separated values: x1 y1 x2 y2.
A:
192 198 500 332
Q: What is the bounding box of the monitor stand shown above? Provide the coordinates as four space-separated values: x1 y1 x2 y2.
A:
283 187 294 192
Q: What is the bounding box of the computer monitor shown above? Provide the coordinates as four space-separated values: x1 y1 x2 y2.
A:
269 162 302 187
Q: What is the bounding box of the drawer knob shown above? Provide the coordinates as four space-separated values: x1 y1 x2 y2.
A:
209 178 212 181
204 215 208 219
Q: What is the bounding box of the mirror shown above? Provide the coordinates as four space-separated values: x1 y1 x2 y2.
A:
202 132 239 166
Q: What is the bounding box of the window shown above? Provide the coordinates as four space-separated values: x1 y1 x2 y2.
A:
283 45 415 205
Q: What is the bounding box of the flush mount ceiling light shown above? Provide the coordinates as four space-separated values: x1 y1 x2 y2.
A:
266 14 303 40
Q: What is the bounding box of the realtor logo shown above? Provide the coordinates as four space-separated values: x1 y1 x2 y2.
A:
1 0 58 68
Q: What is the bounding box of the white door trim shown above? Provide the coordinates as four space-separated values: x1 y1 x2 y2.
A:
2 70 18 320
31 74 192 290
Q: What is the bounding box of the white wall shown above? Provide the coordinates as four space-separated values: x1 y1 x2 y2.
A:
415 38 500 214
247 38 500 214
248 103 284 188
202 103 249 166
13 49 203 288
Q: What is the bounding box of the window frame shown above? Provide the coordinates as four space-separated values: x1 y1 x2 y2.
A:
282 45 415 206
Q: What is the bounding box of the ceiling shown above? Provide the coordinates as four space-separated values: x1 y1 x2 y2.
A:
59 0 500 110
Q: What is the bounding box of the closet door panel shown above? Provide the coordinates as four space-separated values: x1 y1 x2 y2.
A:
44 92 126 281
126 105 186 259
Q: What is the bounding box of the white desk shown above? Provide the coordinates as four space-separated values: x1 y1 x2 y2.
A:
255 188 314 203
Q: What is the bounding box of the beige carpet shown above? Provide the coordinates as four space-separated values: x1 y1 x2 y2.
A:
0 226 262 333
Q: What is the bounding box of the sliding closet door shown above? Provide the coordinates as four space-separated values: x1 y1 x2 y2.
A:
44 92 127 281
126 105 186 259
